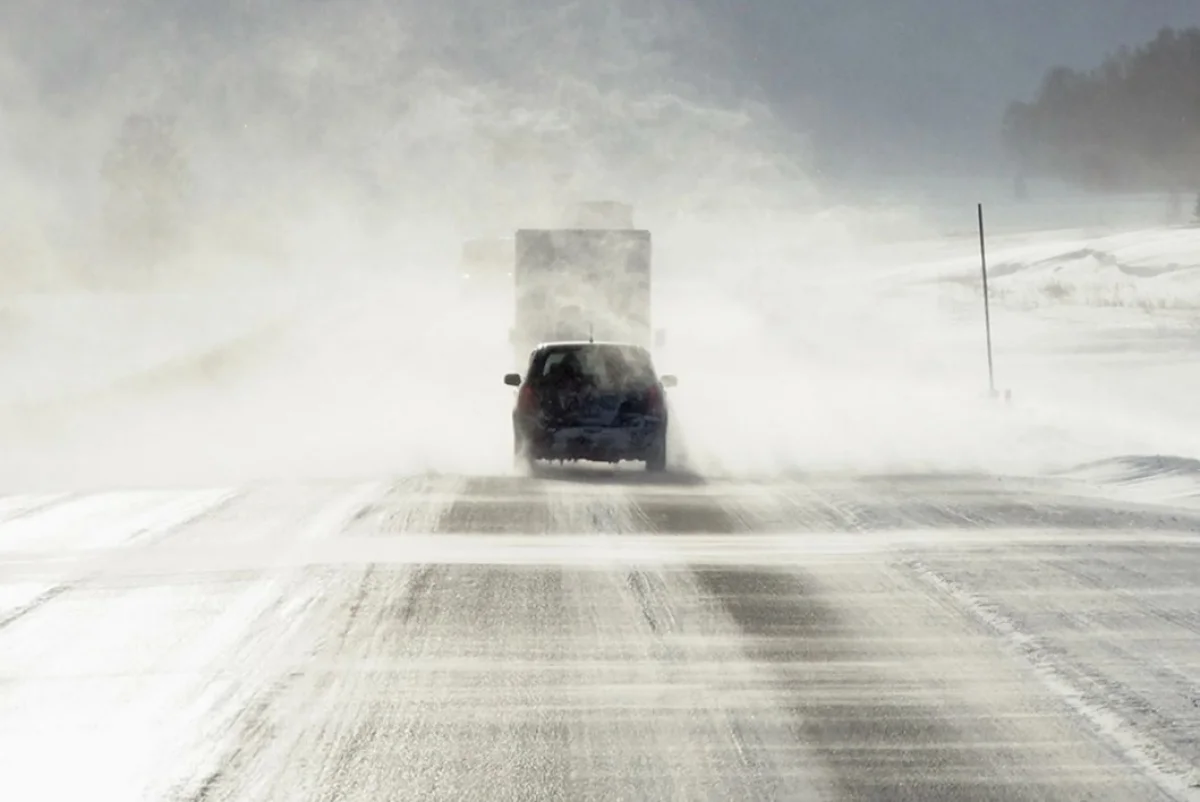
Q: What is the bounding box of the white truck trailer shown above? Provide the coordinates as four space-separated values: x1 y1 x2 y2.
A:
509 202 659 367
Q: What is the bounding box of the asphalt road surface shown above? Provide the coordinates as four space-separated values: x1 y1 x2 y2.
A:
1 466 1199 801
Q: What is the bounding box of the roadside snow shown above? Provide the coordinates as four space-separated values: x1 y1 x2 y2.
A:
908 556 1200 801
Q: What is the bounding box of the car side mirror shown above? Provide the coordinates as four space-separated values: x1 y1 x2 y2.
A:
660 374 677 388
503 373 521 387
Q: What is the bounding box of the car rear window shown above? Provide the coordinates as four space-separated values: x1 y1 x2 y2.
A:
534 345 656 390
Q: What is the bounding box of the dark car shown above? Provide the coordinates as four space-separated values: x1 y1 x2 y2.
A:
505 341 677 471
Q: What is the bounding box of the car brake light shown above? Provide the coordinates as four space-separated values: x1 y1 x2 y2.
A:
645 383 663 412
517 383 537 413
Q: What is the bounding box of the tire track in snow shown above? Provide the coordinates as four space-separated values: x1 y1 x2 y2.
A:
0 489 238 629
0 484 389 802
174 477 566 801
0 492 77 524
0 585 69 632
740 472 1200 536
905 558 1200 802
164 479 448 802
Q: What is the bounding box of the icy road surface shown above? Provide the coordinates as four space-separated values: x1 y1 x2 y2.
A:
1 469 1198 802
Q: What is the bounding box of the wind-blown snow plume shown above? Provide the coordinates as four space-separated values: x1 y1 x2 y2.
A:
0 1 1187 490
0 0 812 281
0 0 822 488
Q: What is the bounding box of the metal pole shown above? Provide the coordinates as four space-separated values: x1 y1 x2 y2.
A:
978 203 996 395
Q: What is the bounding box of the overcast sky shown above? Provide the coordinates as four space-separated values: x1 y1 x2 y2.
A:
700 0 1200 176
4 0 1200 207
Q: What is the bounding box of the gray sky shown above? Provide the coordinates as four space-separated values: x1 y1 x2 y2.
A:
4 0 1200 207
700 0 1200 177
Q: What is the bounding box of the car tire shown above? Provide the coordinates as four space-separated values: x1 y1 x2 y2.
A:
645 441 667 472
513 434 534 472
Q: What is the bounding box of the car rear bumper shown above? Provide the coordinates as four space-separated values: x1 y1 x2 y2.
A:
519 422 665 462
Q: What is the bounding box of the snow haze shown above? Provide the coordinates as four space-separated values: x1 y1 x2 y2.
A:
0 0 1198 491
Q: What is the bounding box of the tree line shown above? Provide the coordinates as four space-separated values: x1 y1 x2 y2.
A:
1003 27 1200 194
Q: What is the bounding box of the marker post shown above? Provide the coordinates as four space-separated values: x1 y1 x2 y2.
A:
977 203 1010 402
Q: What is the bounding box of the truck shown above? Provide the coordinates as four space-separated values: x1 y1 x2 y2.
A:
509 202 659 366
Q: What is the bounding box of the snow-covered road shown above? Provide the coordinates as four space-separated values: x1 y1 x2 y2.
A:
0 471 1198 801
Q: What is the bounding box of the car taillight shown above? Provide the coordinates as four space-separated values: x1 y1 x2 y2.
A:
517 383 537 413
645 383 664 412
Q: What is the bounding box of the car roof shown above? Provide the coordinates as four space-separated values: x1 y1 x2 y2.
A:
534 340 648 350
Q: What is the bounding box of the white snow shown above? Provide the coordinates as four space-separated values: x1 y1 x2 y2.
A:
1 211 1200 799
0 489 235 554
907 556 1200 801
0 216 1198 491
